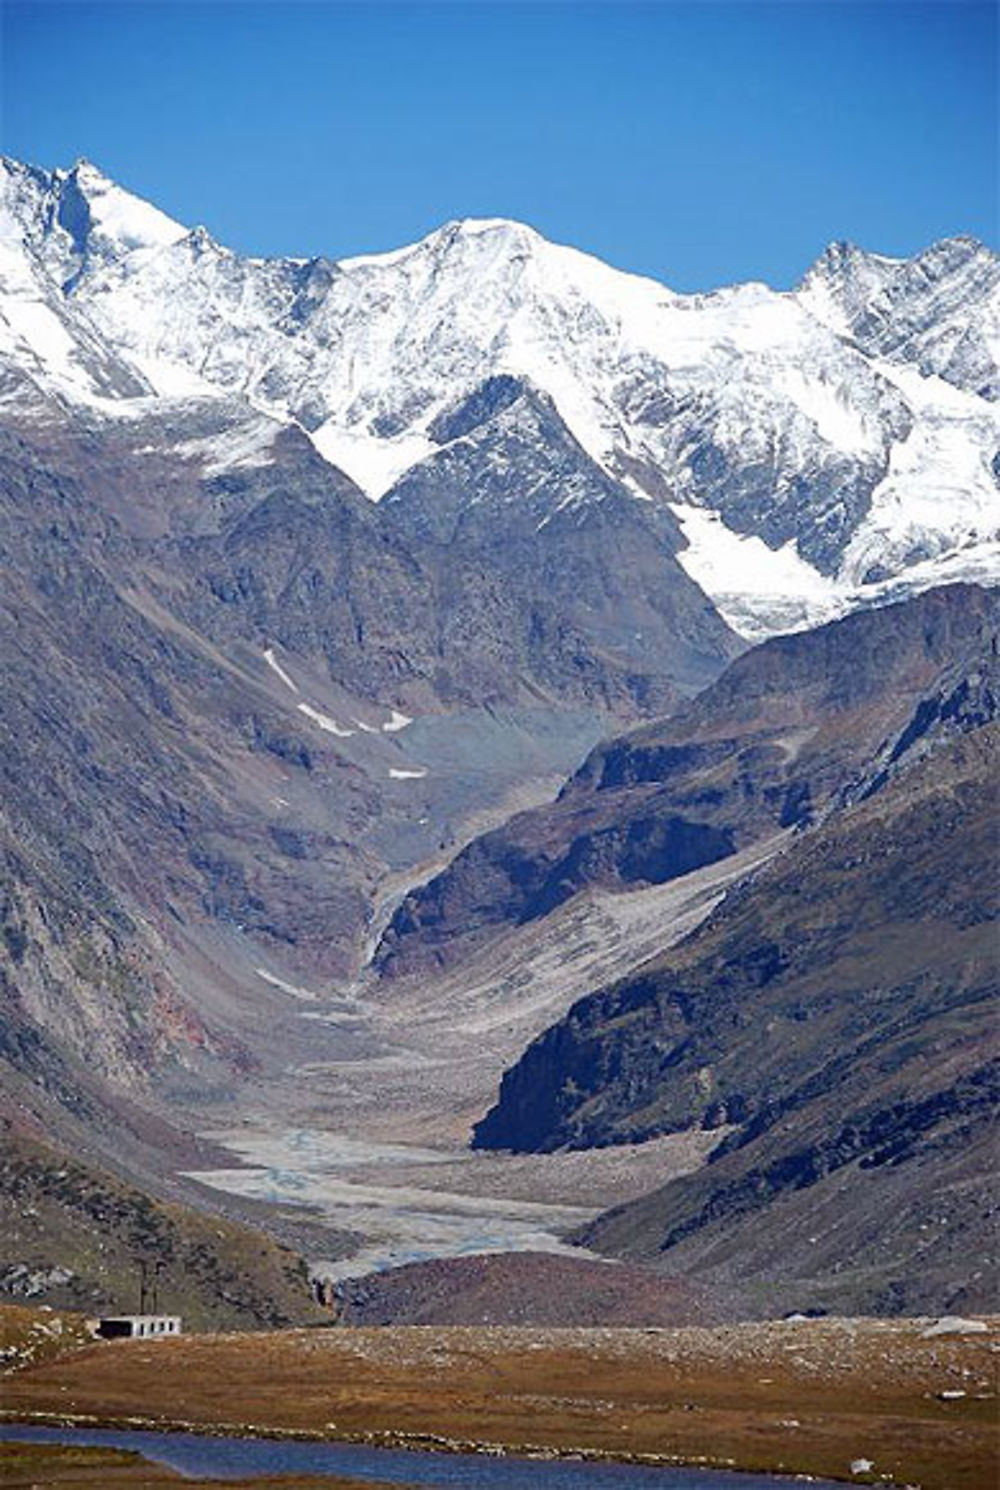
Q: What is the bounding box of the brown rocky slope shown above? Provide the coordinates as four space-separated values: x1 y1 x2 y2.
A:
376 583 998 979
471 722 998 1316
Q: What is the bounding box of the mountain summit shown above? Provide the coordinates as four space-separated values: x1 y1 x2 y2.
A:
0 156 185 288
1 155 997 638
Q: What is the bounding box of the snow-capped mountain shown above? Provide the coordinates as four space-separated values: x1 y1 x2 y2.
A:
0 160 161 405
798 235 1000 399
1 155 997 639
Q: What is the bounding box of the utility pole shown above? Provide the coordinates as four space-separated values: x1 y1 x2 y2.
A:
151 1259 164 1314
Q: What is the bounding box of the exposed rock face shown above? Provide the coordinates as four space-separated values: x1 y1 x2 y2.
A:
378 584 998 978
473 716 998 1147
577 753 997 1316
466 706 998 1313
798 235 1000 399
379 380 737 710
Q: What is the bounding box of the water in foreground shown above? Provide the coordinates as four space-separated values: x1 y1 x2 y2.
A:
0 1425 840 1488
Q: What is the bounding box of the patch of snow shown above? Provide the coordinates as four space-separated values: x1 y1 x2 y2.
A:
876 358 994 416
388 767 428 780
769 364 880 454
123 350 219 400
174 418 278 476
297 702 355 737
0 281 76 367
923 1316 988 1337
850 1459 875 1476
255 967 321 1002
672 500 1000 643
853 538 1000 599
670 503 846 641
263 647 299 694
309 421 434 500
839 362 1000 585
298 1009 365 1025
382 710 413 733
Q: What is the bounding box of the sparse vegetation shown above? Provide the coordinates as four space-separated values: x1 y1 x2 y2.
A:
0 1305 93 1375
0 1133 328 1331
1 1315 996 1489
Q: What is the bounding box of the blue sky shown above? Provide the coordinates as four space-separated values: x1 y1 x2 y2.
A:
1 1 995 290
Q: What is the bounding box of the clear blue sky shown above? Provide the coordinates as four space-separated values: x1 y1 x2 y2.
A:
1 1 995 290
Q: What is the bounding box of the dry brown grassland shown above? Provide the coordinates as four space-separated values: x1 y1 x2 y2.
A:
2 1307 997 1489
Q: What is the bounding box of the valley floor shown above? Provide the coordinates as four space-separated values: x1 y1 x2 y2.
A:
181 844 782 1279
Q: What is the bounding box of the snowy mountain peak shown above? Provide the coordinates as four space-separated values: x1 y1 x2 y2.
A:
806 238 901 276
185 224 227 257
66 157 105 182
441 217 547 257
914 234 993 273
796 240 902 335
337 215 544 277
0 154 996 643
0 154 186 289
796 232 1000 402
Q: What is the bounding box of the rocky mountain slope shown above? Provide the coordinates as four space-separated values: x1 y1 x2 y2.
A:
3 157 997 640
0 1126 330 1330
0 356 736 1147
457 601 998 1313
561 729 999 1318
377 584 997 978
1 155 996 1316
474 709 997 1144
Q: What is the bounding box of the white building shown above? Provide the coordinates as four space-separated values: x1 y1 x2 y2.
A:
95 1314 181 1339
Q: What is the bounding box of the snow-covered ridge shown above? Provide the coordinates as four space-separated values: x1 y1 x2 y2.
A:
0 156 185 285
1 154 997 639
